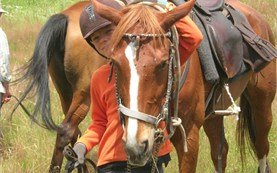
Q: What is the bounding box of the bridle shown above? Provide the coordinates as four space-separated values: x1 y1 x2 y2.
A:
108 2 190 172
117 31 173 130
111 21 188 172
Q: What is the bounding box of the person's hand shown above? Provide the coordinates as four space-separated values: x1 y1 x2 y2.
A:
2 83 11 103
73 143 87 167
2 91 11 103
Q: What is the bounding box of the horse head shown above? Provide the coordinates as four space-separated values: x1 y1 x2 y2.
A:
93 0 195 166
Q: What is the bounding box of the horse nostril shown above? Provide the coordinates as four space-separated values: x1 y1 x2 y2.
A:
141 140 149 153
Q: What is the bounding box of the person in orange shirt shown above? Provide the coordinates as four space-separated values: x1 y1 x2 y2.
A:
70 0 203 172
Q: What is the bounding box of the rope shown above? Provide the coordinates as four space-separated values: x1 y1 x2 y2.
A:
224 84 241 120
172 117 188 152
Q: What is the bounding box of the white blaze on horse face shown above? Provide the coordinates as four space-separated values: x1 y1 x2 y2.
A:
258 155 267 173
125 42 139 146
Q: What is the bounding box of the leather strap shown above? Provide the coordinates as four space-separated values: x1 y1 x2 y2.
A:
119 104 159 125
178 58 190 92
64 145 97 173
225 4 277 66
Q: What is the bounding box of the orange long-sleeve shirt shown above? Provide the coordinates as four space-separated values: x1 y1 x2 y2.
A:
177 15 203 65
78 64 172 166
164 2 203 64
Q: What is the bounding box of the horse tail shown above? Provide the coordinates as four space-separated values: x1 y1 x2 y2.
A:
13 13 68 130
236 89 257 168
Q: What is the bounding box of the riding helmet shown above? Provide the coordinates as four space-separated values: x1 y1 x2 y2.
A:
79 0 124 45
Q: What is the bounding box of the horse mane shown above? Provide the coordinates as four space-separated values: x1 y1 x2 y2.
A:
110 3 166 50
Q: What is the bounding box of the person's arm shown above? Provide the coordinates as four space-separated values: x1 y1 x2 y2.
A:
176 15 203 64
0 29 12 102
76 71 108 152
165 2 203 64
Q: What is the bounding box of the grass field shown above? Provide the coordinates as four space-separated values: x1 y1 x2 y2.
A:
0 0 276 172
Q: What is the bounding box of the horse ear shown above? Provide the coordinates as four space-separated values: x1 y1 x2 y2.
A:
92 0 123 25
158 0 195 31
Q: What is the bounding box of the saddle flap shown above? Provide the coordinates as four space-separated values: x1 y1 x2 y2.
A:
194 9 244 79
207 12 243 78
196 0 225 12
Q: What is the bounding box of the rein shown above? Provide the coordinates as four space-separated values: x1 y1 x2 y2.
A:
8 96 97 173
9 95 49 129
63 145 97 173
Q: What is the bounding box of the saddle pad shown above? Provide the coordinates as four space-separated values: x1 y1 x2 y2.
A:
191 13 219 84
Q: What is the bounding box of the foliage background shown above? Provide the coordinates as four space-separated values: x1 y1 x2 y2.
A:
0 0 276 172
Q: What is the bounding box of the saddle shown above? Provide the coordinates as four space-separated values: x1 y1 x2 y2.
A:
197 0 224 12
190 0 277 116
193 0 277 79
194 0 243 79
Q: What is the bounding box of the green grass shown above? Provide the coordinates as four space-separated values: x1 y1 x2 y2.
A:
2 0 77 23
0 0 276 172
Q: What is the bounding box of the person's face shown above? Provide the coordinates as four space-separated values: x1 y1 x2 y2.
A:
89 24 116 57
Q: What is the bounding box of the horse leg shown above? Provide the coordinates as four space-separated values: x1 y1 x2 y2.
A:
172 122 202 173
248 95 273 173
46 49 74 172
236 62 276 173
172 99 205 173
203 117 228 173
49 90 90 172
238 61 276 173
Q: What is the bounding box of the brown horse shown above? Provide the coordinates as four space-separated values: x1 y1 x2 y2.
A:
15 1 107 172
92 0 276 173
16 0 275 173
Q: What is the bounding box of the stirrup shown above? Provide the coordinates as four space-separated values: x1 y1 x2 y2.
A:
214 84 240 120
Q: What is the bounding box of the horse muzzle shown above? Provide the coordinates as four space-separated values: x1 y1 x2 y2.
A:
124 140 152 166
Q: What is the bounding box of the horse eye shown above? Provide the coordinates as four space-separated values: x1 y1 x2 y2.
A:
161 60 168 68
157 60 168 71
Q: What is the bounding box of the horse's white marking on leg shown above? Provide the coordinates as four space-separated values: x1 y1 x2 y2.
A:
259 155 267 173
125 42 139 146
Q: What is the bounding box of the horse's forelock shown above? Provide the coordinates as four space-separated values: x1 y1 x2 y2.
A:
110 4 166 51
